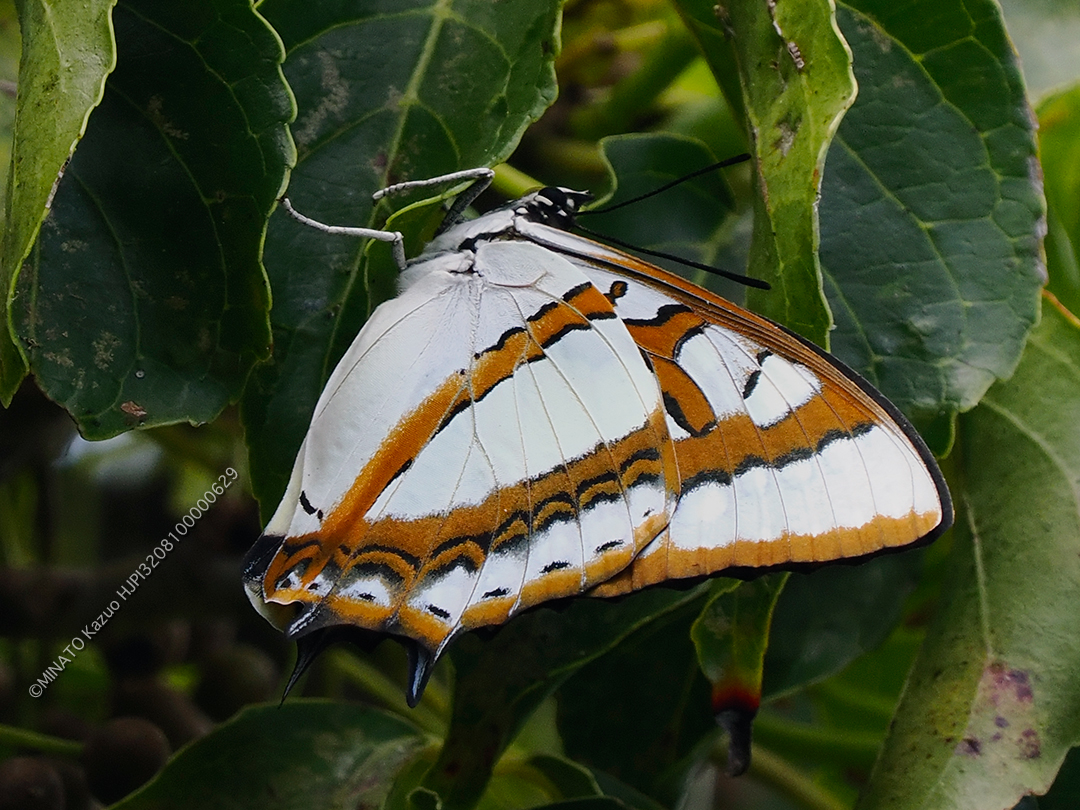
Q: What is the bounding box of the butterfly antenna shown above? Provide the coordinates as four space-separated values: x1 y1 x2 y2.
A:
573 222 770 290
580 153 751 216
572 153 767 290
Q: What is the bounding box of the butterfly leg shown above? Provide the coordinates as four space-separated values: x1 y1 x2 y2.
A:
280 168 496 270
279 197 408 270
374 167 495 235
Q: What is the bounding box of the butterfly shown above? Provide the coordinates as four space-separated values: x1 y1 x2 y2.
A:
243 166 953 706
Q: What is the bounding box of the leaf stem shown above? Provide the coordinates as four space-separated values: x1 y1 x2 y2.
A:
326 649 447 736
492 164 541 200
746 743 852 810
0 723 83 757
752 712 882 769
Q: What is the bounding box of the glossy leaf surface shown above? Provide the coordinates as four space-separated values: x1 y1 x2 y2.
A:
0 0 116 399
8 0 293 436
113 701 427 810
858 297 1080 809
821 1 1044 448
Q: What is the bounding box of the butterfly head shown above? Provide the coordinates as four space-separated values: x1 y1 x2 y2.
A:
520 186 593 231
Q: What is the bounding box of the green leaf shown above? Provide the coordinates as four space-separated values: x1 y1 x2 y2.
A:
112 700 427 810
857 296 1080 809
762 551 924 700
423 588 705 810
473 754 605 810
524 754 605 801
557 595 714 803
691 576 787 775
243 0 562 512
676 0 857 344
0 0 117 400
7 0 293 437
1038 83 1080 316
821 1 1045 449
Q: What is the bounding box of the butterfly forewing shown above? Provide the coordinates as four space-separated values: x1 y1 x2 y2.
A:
516 228 949 596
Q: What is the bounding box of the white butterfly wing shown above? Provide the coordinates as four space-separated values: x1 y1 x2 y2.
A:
245 239 678 658
518 226 950 596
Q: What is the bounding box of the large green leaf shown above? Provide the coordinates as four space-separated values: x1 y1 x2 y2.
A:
0 0 117 401
112 700 427 810
7 0 293 436
557 594 715 804
423 588 706 810
857 296 1080 809
243 0 562 512
676 0 857 344
762 551 924 700
821 1 1045 450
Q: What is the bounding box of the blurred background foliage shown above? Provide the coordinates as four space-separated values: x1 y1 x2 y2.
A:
0 0 1077 809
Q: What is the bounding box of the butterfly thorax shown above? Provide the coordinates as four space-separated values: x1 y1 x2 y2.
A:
412 187 592 269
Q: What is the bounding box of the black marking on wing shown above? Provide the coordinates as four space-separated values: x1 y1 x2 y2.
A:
540 320 592 349
561 282 592 303
532 491 578 534
663 391 717 438
432 532 496 559
348 561 407 586
529 300 560 322
621 303 694 329
742 369 762 400
386 458 414 487
672 323 707 359
299 490 317 516
355 544 422 569
733 454 770 476
771 445 816 468
541 560 572 574
682 468 734 491
482 587 510 599
741 350 775 401
619 447 662 475
575 470 622 501
594 539 624 554
479 325 526 357
606 280 628 303
427 604 451 620
280 536 323 554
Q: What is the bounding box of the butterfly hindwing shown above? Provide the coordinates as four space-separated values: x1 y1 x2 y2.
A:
246 239 677 656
